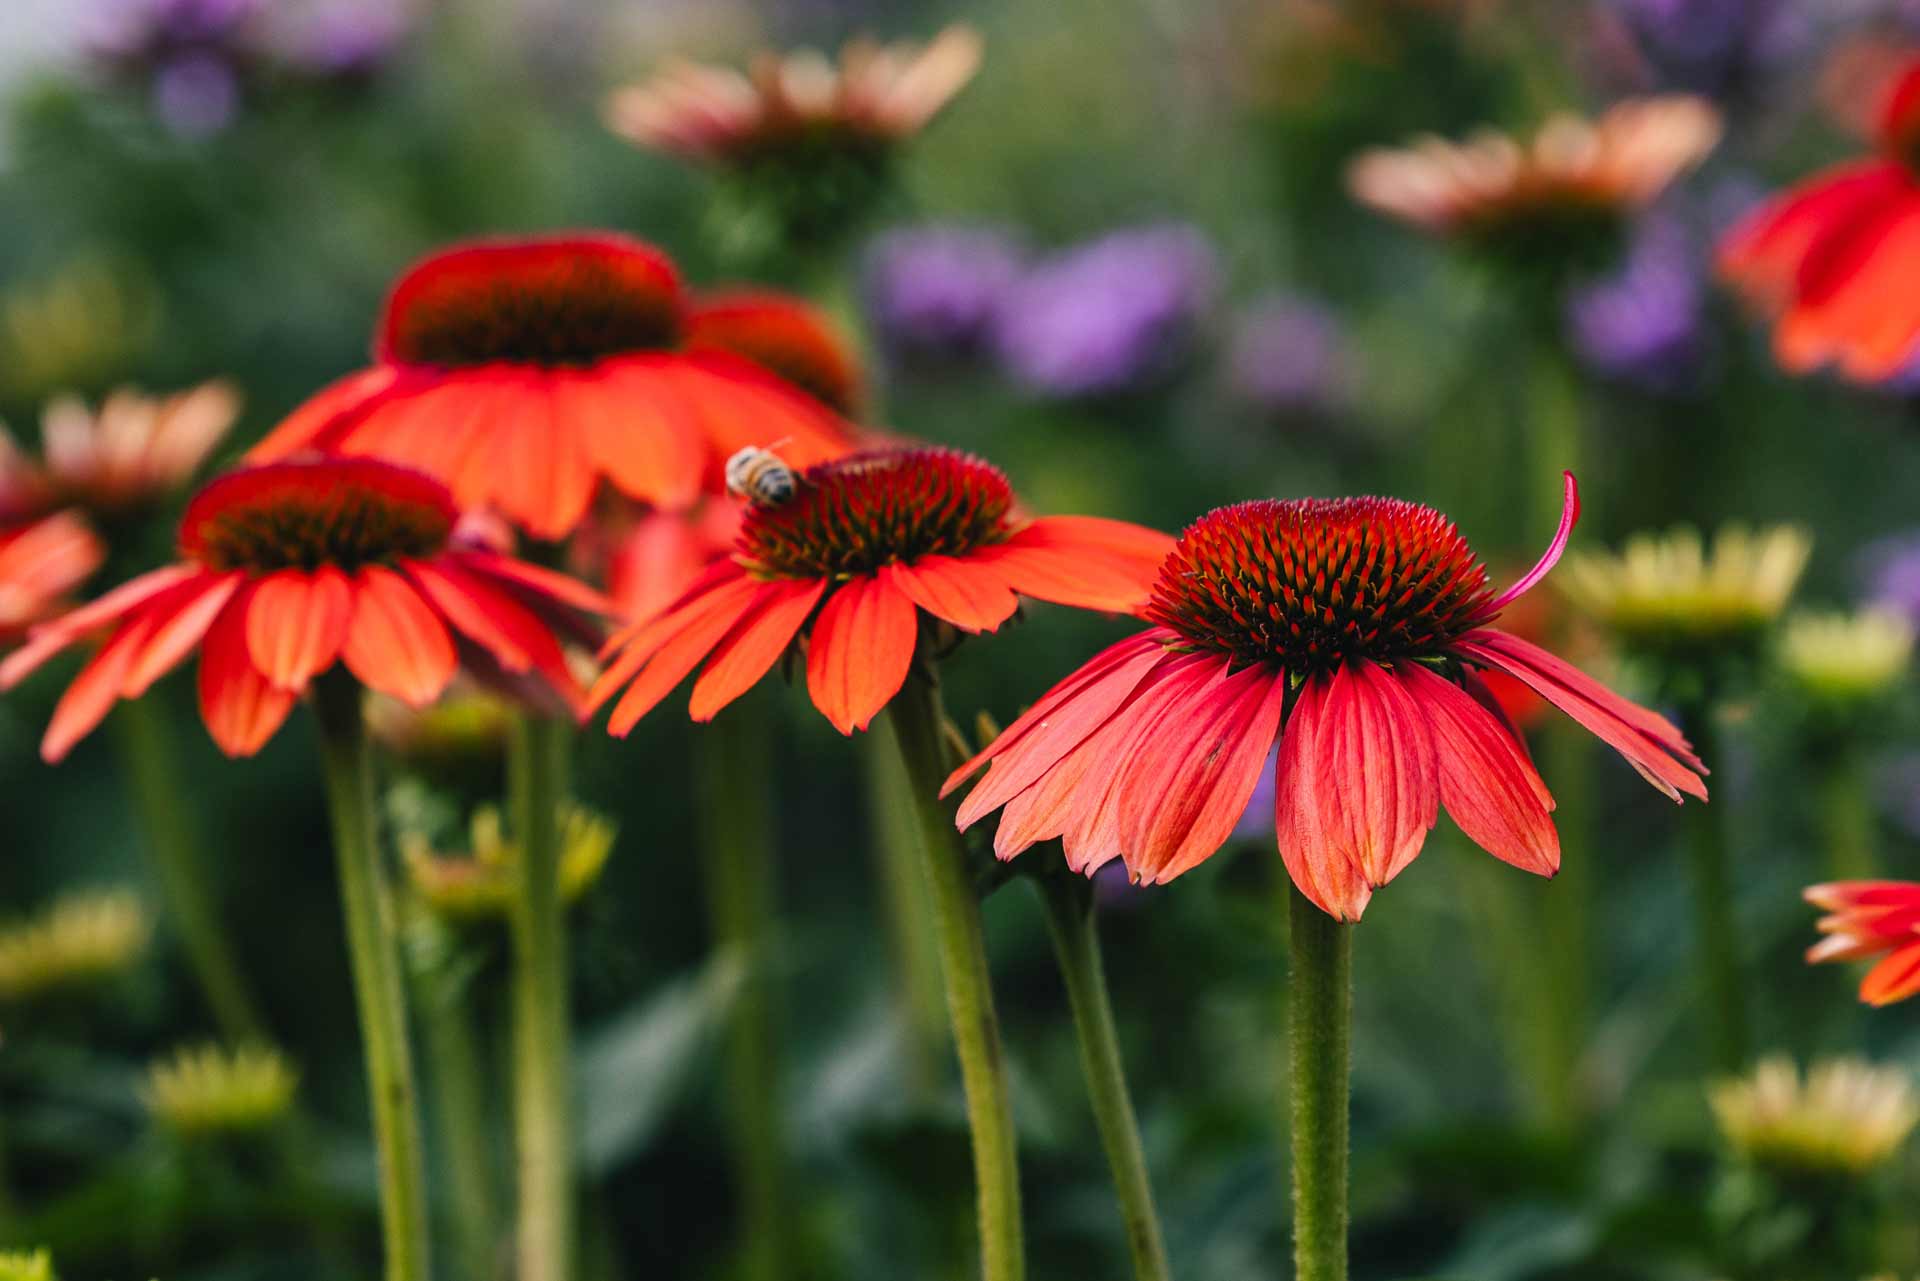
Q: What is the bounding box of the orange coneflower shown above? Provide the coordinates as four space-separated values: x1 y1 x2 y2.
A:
0 458 609 761
0 512 104 644
1806 880 1920 1006
686 289 865 418
944 475 1709 920
589 444 1173 736
1721 57 1920 382
1349 95 1721 250
1 382 239 521
247 234 855 540
605 26 983 168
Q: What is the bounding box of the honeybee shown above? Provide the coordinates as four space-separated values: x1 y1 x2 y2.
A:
725 446 797 507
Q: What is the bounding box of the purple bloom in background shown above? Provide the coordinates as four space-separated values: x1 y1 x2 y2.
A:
276 2 410 80
1566 214 1709 394
994 225 1217 400
86 0 262 136
1610 0 1811 96
1226 294 1345 416
151 51 239 136
1862 532 1920 624
862 226 1025 363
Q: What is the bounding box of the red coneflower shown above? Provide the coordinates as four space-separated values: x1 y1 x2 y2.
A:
1806 880 1920 1006
589 445 1174 736
247 234 855 539
686 289 865 418
0 458 608 762
0 512 104 643
944 475 1708 920
1720 57 1920 381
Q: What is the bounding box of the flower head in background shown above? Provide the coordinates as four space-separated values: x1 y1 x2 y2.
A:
597 500 743 625
1779 608 1913 707
1224 294 1347 417
995 226 1217 400
0 1251 53 1281
863 226 1024 364
0 382 239 522
1566 213 1711 393
403 804 615 922
0 257 158 407
0 888 150 1004
1807 880 1920 1004
1560 524 1810 659
0 514 104 644
1720 56 1920 382
605 25 982 167
268 0 411 82
685 289 865 417
0 458 611 761
249 235 856 540
86 0 265 137
1711 1054 1918 1176
142 1042 299 1138
591 445 1173 735
1350 96 1721 273
946 475 1708 920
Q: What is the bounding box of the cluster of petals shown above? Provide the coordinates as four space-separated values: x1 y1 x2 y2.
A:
945 475 1709 921
589 445 1174 737
1720 58 1920 381
605 25 983 164
0 381 238 520
248 234 856 540
1348 95 1721 238
0 513 104 643
1806 880 1920 1006
0 458 609 762
685 290 866 418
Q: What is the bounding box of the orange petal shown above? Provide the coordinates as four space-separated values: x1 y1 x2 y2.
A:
883 555 1019 634
805 574 918 734
42 616 154 762
122 571 244 697
341 566 457 706
604 574 763 735
197 585 297 757
689 578 826 721
246 567 352 690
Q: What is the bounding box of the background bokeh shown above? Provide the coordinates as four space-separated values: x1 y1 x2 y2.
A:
3 0 1920 1277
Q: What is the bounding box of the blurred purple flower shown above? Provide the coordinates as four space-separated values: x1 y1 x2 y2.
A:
862 226 1024 363
1610 0 1812 96
1565 214 1710 394
277 2 410 80
1862 532 1920 624
1226 294 1345 415
87 0 262 136
995 225 1217 400
151 51 240 136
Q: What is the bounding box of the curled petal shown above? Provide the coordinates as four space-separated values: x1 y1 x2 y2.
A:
1478 471 1579 618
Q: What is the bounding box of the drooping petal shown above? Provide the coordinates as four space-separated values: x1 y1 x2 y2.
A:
1121 662 1288 884
574 358 706 512
403 557 583 708
122 571 244 697
1478 472 1579 617
341 566 457 707
247 365 403 461
245 567 353 691
689 578 826 721
805 574 919 734
883 555 1020 634
603 574 764 735
1861 939 1920 1006
197 585 297 758
1274 674 1374 922
454 551 618 620
41 615 154 763
1402 662 1559 877
1718 161 1900 303
0 564 200 689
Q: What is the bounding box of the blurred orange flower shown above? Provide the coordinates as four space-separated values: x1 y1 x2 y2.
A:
1806 880 1920 1006
0 512 104 644
686 290 865 418
0 382 238 521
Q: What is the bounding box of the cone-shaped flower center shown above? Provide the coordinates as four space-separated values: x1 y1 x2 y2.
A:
377 236 686 368
181 459 456 573
740 447 1015 579
1145 496 1493 670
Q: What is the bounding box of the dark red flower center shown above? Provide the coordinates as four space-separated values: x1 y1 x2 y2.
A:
740 447 1015 579
181 459 456 573
1144 497 1493 671
687 292 861 415
377 236 686 369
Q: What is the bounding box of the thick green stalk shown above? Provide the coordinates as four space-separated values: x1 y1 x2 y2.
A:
1288 884 1351 1281
886 675 1025 1281
113 696 264 1039
1034 875 1170 1281
1678 707 1747 1073
313 679 431 1281
1817 750 1878 882
418 968 501 1281
864 733 950 1093
509 713 575 1281
696 709 789 1281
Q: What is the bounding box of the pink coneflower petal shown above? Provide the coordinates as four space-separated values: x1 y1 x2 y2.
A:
1274 675 1373 922
1319 660 1439 888
1479 472 1579 618
1404 662 1559 877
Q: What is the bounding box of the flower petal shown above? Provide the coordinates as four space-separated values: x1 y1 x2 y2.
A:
1478 472 1579 617
1861 939 1920 1006
41 615 154 763
603 573 764 735
122 571 244 697
805 574 918 734
197 586 297 757
246 567 352 691
883 555 1019 634
404 557 582 708
341 567 457 707
689 578 826 721
0 564 200 689
1403 662 1559 877
574 358 706 512
1274 673 1374 922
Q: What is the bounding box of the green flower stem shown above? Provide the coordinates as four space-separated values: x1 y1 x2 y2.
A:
113 696 264 1040
1288 883 1351 1281
695 707 789 1281
1817 748 1878 882
313 678 431 1281
417 967 501 1281
508 712 575 1281
1677 705 1747 1073
886 674 1025 1281
1034 874 1170 1281
864 733 950 1094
